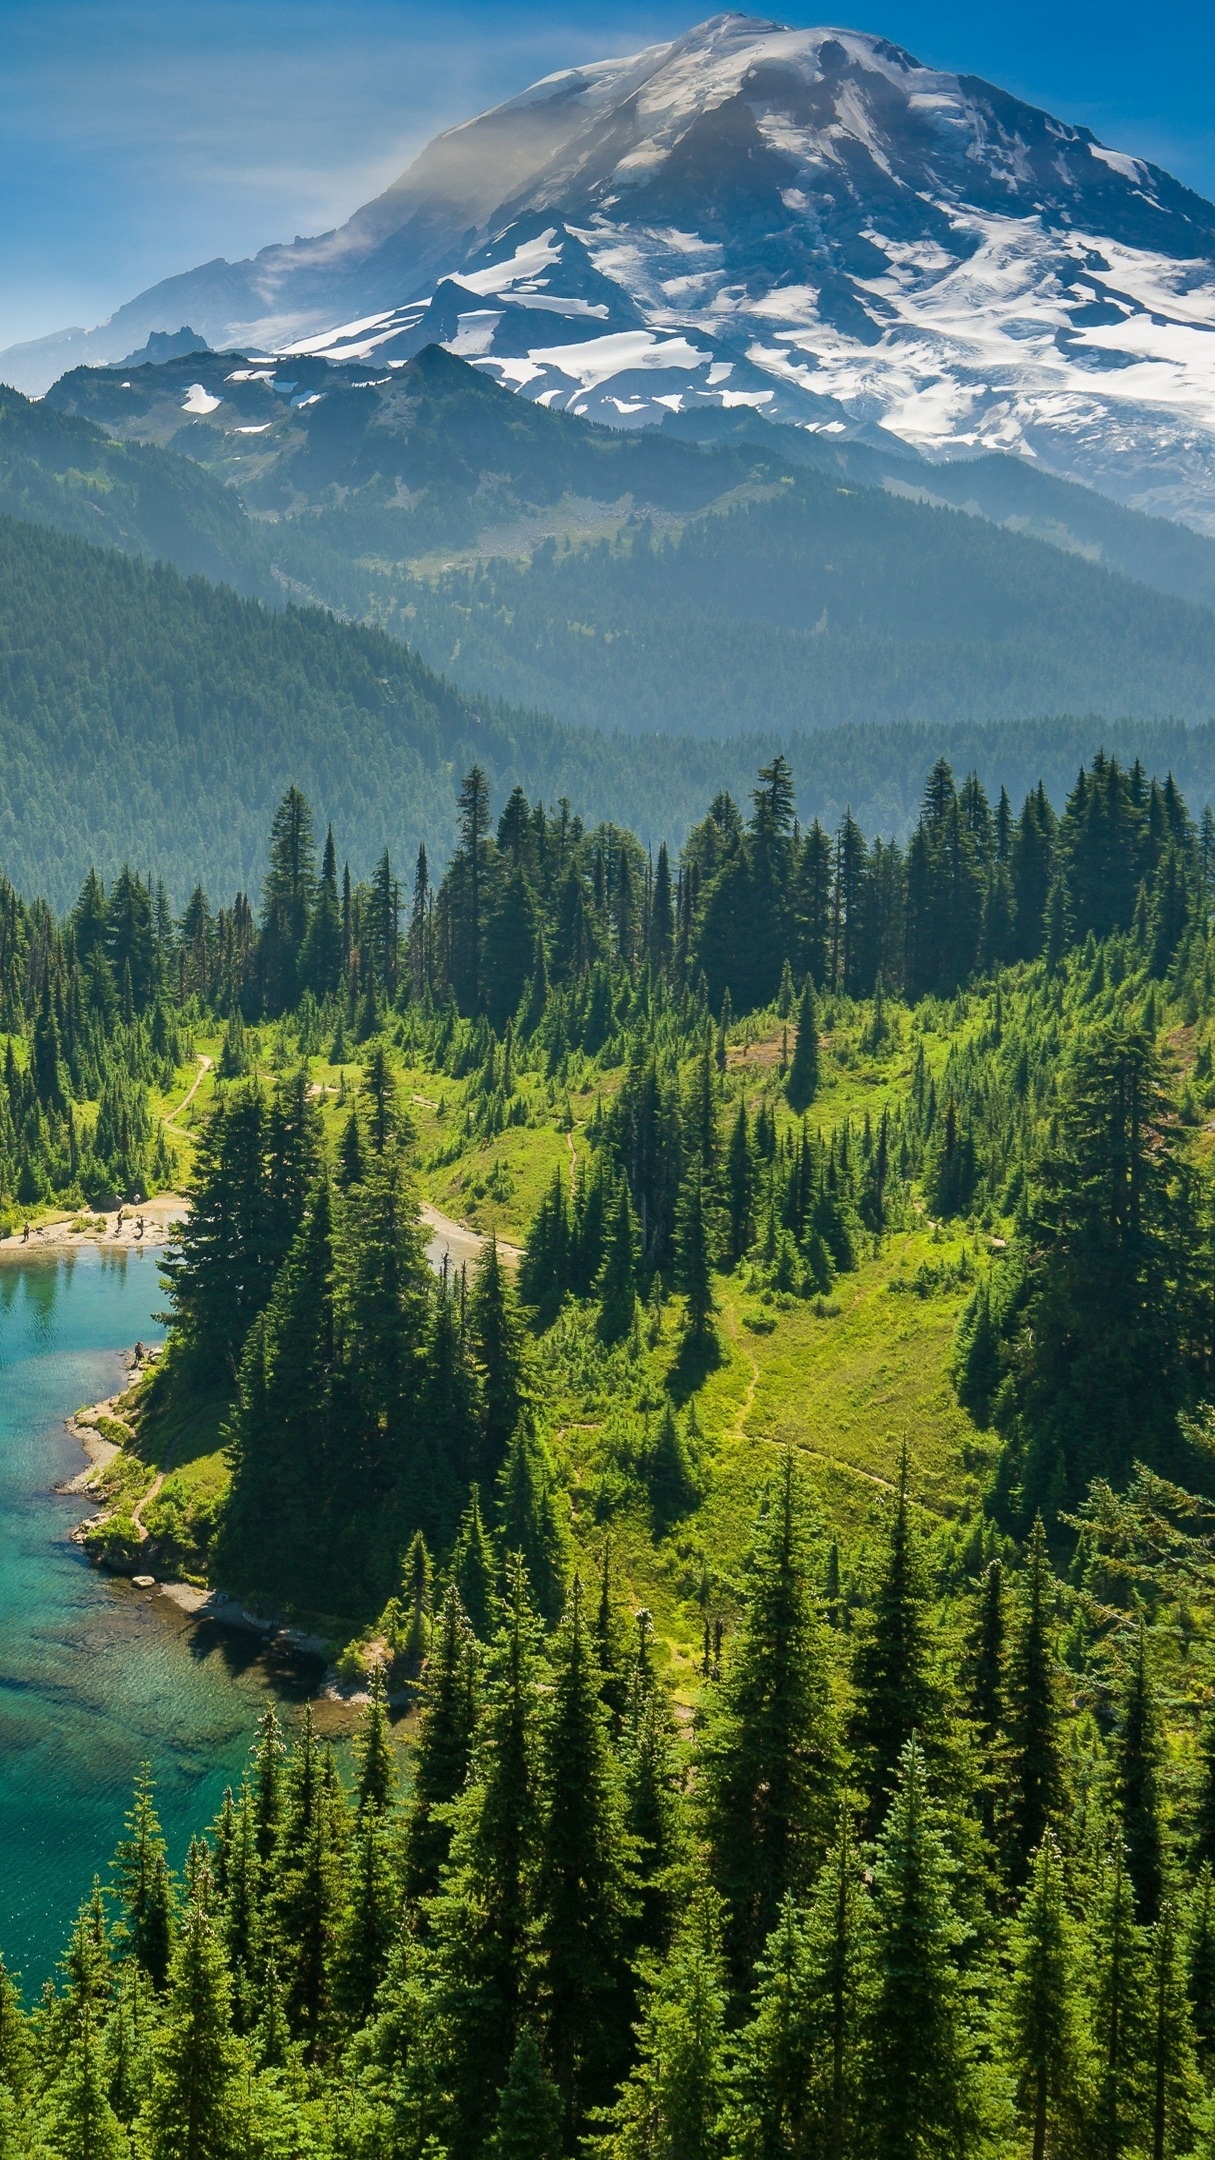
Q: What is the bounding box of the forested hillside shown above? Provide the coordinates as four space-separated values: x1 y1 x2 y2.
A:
36 344 1215 735
382 484 1215 736
13 502 1215 909
10 746 1215 2154
0 388 270 596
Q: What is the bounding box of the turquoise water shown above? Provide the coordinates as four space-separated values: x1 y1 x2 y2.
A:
0 1246 319 1985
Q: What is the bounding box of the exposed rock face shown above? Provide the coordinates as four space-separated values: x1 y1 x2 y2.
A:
11 15 1215 524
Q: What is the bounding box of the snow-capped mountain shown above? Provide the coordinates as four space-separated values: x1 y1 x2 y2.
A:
10 13 1215 526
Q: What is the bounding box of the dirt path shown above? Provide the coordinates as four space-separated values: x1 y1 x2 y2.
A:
566 1130 578 1195
131 1473 165 1539
164 1053 212 1130
419 1202 523 1277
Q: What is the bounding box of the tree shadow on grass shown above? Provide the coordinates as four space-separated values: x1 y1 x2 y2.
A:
666 1322 721 1407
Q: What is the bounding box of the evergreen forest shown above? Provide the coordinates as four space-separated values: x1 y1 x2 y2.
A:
12 747 1215 2155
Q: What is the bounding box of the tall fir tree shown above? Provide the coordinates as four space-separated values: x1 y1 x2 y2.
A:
1006 1519 1066 1884
1001 1832 1090 2160
1115 1624 1167 1925
698 1453 840 1988
537 1577 636 2137
497 1420 568 1626
867 1741 987 2160
785 980 820 1115
404 1585 481 1909
850 1446 940 1827
424 1559 545 2160
594 1890 727 2160
728 1815 873 2160
113 1767 175 1991
486 2029 563 2160
139 1864 239 2160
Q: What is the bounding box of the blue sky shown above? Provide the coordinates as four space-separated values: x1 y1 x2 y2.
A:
2 0 1214 349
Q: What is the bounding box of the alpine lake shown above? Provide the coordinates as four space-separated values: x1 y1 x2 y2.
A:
0 1241 332 1984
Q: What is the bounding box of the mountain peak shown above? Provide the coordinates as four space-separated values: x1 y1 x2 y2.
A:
8 21 1215 527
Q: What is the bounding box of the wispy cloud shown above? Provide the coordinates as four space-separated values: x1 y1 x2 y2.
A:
2 0 1215 350
0 0 675 343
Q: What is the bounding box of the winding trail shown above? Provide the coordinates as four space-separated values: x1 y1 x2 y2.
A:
164 1053 212 1131
130 1473 165 1540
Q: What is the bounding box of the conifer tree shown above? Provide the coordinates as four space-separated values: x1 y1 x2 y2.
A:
339 1802 398 2030
593 1541 634 1731
251 1708 286 1869
621 1623 686 1959
396 1529 433 1682
354 1667 395 1815
221 1784 262 2036
450 1483 498 1639
1006 1518 1066 1883
648 1401 699 1532
360 1040 397 1151
850 1446 939 1826
868 1741 987 2160
1186 1865 1215 2080
965 1558 1007 1846
404 1585 481 1909
1192 1709 1215 1877
698 1453 840 1987
497 1420 568 1625
470 1237 532 1483
486 2029 563 2160
786 980 820 1114
1147 1897 1199 2160
340 1140 429 1474
519 1167 571 1324
1088 1842 1151 2160
281 1703 320 1854
596 1181 638 1344
420 1287 480 1534
538 1576 635 2133
648 844 674 977
424 1559 545 2157
0 1956 29 2103
113 1767 175 1990
728 1815 873 2160
275 1765 346 2063
1116 1624 1166 1924
43 1882 114 2099
139 1864 239 2160
1002 1833 1089 2160
44 1983 127 2160
104 1955 156 2132
594 1890 727 2160
301 823 342 998
675 1159 715 1348
221 1175 353 1605
725 1101 753 1264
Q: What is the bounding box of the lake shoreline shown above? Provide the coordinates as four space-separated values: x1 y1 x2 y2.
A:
0 1193 185 1263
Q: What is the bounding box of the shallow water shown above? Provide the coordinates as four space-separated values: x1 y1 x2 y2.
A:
0 1245 319 1984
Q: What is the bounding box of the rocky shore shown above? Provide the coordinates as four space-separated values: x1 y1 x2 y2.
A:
0 1193 184 1261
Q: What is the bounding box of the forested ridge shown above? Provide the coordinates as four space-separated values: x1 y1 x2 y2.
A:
15 499 1215 913
37 341 1215 742
11 744 1215 2152
384 484 1215 738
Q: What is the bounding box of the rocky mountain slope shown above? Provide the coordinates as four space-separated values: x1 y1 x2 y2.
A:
7 15 1215 527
